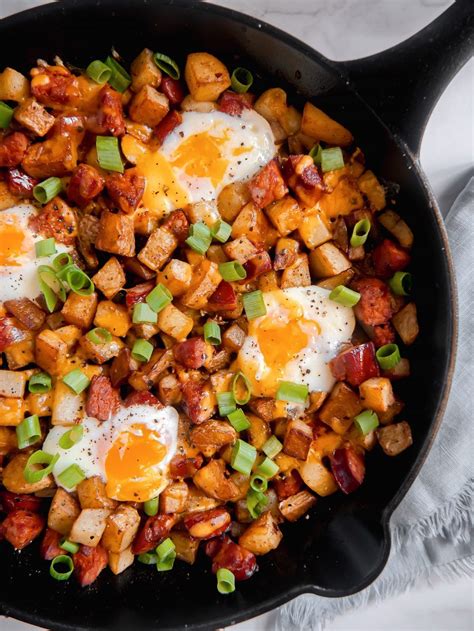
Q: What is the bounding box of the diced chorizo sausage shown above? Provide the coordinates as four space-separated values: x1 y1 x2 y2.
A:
40 528 63 560
160 77 185 106
6 168 38 197
29 197 78 246
49 114 85 139
371 322 396 348
207 281 238 311
125 281 155 309
351 277 393 326
243 251 272 281
330 447 365 494
162 208 189 243
105 168 145 214
154 110 182 144
219 91 253 116
274 470 303 501
330 342 380 387
206 535 257 580
248 159 288 208
87 85 125 137
184 508 231 540
2 509 45 550
173 337 212 369
169 454 203 479
124 390 161 407
0 132 29 168
72 544 108 586
283 154 325 207
86 375 121 421
373 239 411 278
132 514 176 554
31 66 80 107
0 491 42 514
67 164 105 207
181 380 214 425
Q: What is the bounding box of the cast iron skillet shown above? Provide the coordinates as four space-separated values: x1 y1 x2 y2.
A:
0 1 472 629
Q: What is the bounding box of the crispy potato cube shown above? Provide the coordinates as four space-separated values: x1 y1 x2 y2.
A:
157 259 193 297
35 329 68 375
108 546 134 575
158 373 181 405
222 323 246 352
55 325 82 351
301 102 353 146
47 488 81 535
77 476 117 510
183 484 222 513
51 381 86 426
0 426 17 455
70 508 112 547
160 481 189 514
169 531 200 565
3 452 54 494
378 398 405 426
358 170 386 211
193 459 240 502
300 447 339 497
61 292 98 329
180 95 217 112
96 211 135 257
131 48 162 92
4 338 35 370
258 270 279 292
274 238 299 271
158 304 193 341
238 511 283 555
279 490 317 522
186 200 220 227
14 97 55 137
378 210 413 248
184 52 231 101
359 377 395 413
317 268 355 290
377 421 413 456
181 260 222 309
94 300 131 337
217 181 250 222
247 414 271 450
231 202 277 249
22 136 78 179
281 253 311 288
298 209 333 249
26 390 53 417
102 505 140 553
319 382 362 434
319 178 364 219
129 85 169 127
0 67 29 101
0 397 25 426
91 257 126 299
265 195 301 236
224 236 258 264
392 303 419 345
137 226 177 271
0 370 27 398
309 242 351 279
79 333 124 364
283 419 313 460
254 88 301 138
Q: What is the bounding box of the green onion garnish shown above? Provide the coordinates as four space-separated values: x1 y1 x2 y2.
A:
218 261 247 282
389 271 413 296
153 53 180 80
250 474 268 493
262 435 283 459
96 135 124 173
243 290 266 320
246 488 268 519
104 55 131 92
216 567 236 594
16 415 41 450
354 409 379 435
57 464 86 489
156 538 176 571
132 339 154 362
58 425 84 450
231 439 257 476
0 101 14 129
62 369 90 394
144 497 159 517
33 177 62 204
132 302 158 324
59 538 80 554
204 321 221 345
138 552 158 564
276 381 308 405
376 343 401 370
309 143 322 166
185 222 212 255
321 147 344 173
227 408 251 432
146 283 173 313
350 219 371 247
37 265 66 312
50 555 74 581
86 327 112 345
23 450 59 484
86 60 112 85
231 67 253 94
65 267 95 296
329 285 361 307
217 391 236 417
52 252 73 272
232 371 252 405
28 372 52 394
211 220 232 243
256 457 279 478
35 238 57 258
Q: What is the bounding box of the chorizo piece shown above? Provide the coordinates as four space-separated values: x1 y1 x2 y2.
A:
0 132 29 168
351 277 393 326
73 544 108 586
248 159 288 208
86 375 121 421
132 514 176 554
67 164 105 207
2 509 45 550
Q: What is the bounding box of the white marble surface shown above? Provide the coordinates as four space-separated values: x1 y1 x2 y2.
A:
0 1 472 630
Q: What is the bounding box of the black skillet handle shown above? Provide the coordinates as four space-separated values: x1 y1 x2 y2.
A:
339 0 473 157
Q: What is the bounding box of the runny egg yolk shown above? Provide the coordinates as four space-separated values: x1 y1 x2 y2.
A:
171 130 230 188
0 214 31 265
105 423 168 502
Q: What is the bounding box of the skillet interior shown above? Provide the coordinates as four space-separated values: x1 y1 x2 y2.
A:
0 1 456 629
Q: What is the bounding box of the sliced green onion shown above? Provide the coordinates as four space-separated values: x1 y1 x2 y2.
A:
146 283 173 313
276 381 308 405
104 55 131 92
28 372 52 394
329 285 360 307
57 464 86 489
23 450 59 484
232 371 251 405
86 327 112 345
58 425 84 450
218 261 247 282
62 369 90 394
0 101 14 129
246 489 268 519
376 343 401 370
321 147 344 173
132 302 158 324
35 238 57 258
243 290 266 320
231 67 253 94
227 408 250 432
185 222 212 255
204 321 221 345
350 219 371 247
86 60 112 84
250 474 268 493
16 415 41 450
138 552 158 564
50 555 74 581
33 177 62 204
354 409 379 435
153 53 180 80
52 252 73 272
96 135 124 173
211 220 232 243
256 457 279 478
59 538 80 554
144 497 159 517
309 143 322 166
132 339 154 362
389 271 413 296
216 391 236 417
231 439 257 476
38 265 66 312
262 435 283 459
216 567 236 594
66 267 95 296
156 538 176 572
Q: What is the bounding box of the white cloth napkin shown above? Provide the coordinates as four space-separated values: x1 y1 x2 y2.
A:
279 178 474 630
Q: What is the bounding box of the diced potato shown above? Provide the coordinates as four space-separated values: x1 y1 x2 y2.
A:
186 200 220 227
91 257 126 299
96 210 135 257
108 546 134 575
61 292 98 329
35 329 68 375
167 532 199 567
207 245 228 264
69 508 112 547
79 333 124 364
183 484 223 513
224 236 258 263
76 476 117 510
247 414 271 450
301 102 353 146
158 373 181 405
283 419 313 460
131 48 162 92
0 370 27 398
265 195 301 236
0 67 30 101
181 260 222 309
378 210 413 248
231 202 277 249
0 397 26 426
193 459 239 501
138 226 177 271
93 300 131 337
101 505 140 553
51 381 86 426
239 511 283 555
319 178 364 219
184 52 231 101
160 481 189 513
359 377 395 413
157 304 194 341
317 268 355 290
274 452 300 476
357 170 386 210
129 85 169 127
190 420 237 454
254 88 301 138
157 259 193 297
319 382 362 434
309 242 351 278
217 181 250 222
26 390 53 417
5 338 35 370
298 208 332 249
0 426 17 455
300 452 338 497
128 348 173 391
47 488 81 535
2 453 54 494
377 421 413 456
378 398 405 426
55 325 82 351
279 490 317 522
392 303 419 346
180 95 217 112
14 97 55 136
22 135 78 179
281 253 311 288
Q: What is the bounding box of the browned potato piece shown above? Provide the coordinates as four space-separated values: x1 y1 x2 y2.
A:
79 332 124 364
283 419 313 460
193 459 240 502
169 531 200 564
319 382 362 434
319 178 364 219
35 329 68 375
238 512 283 555
108 546 134 575
301 102 353 146
51 382 86 426
101 505 141 553
358 170 386 211
186 200 220 227
47 488 81 535
378 210 414 248
265 195 301 236
231 202 277 249
247 414 271 450
4 338 35 370
377 421 413 456
61 292 98 330
77 476 117 510
157 304 194 341
0 67 29 101
181 260 222 309
2 453 54 494
160 481 189 513
137 226 177 271
91 257 126 299
281 253 311 288
190 420 237 452
94 300 131 337
0 370 27 398
254 88 301 138
14 97 55 136
217 181 250 222
69 508 112 547
52 325 82 351
224 236 258 264
279 490 317 522
273 238 299 271
22 136 78 179
158 373 181 405
298 209 333 249
300 433 341 496
96 211 135 257
317 268 355 290
129 85 169 127
309 242 351 279
184 52 231 101
183 485 223 513
392 302 419 346
181 95 217 112
131 48 162 92
157 259 193 297
222 322 246 352
359 377 395 413
0 426 17 455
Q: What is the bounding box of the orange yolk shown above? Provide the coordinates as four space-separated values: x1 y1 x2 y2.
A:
0 215 30 265
105 423 168 502
171 130 230 188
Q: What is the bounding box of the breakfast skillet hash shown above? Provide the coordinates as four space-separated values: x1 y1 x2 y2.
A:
0 49 417 591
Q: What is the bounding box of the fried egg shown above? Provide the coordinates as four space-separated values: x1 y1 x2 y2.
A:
0 203 73 303
236 286 355 399
125 109 276 217
43 404 179 502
